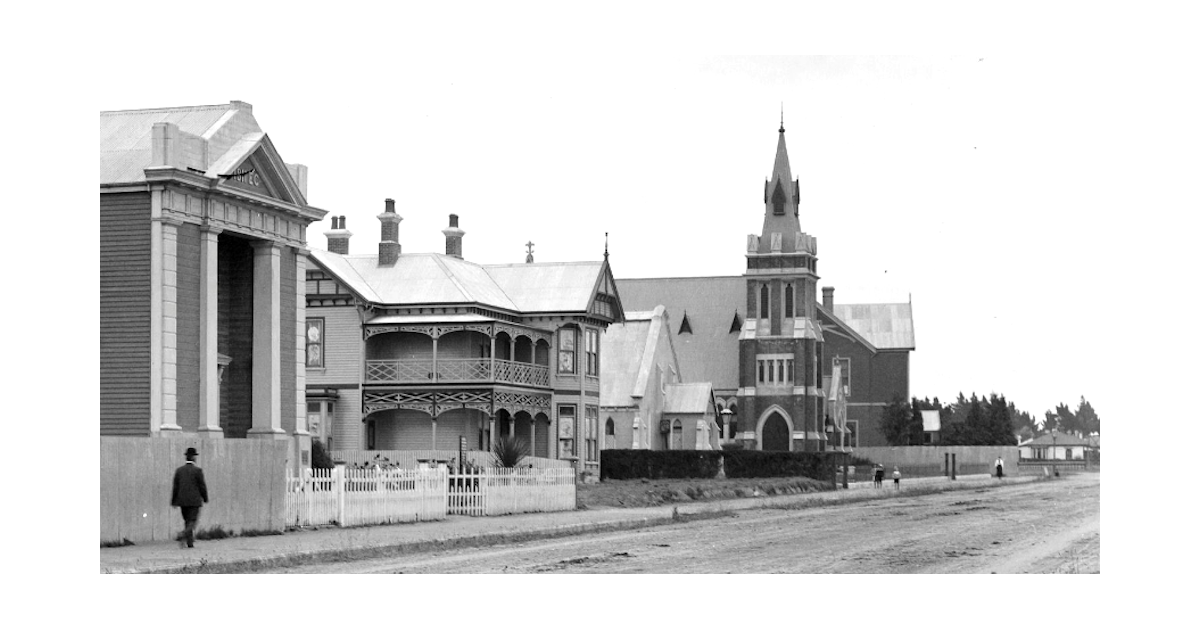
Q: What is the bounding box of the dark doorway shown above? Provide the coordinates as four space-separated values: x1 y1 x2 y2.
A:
761 413 790 451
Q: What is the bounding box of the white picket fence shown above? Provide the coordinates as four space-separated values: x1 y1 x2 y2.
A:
285 465 578 527
331 449 573 470
448 467 577 517
285 466 448 528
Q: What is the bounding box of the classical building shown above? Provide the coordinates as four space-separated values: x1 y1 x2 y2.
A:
617 123 914 450
305 207 624 478
599 307 719 451
99 101 326 469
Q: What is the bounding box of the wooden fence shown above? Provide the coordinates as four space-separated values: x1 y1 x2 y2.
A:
448 467 577 516
285 466 448 528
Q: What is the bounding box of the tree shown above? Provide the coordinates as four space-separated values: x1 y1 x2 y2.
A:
880 396 920 446
985 394 1017 445
1075 396 1100 435
1055 402 1079 435
1042 410 1059 434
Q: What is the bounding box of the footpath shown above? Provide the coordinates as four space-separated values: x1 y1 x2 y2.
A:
100 472 1026 573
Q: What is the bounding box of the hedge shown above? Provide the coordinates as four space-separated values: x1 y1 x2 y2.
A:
600 450 724 480
599 449 840 481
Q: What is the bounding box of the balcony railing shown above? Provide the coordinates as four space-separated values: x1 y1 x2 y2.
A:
365 358 549 388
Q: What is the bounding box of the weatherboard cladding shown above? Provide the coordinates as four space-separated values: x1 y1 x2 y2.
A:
100 192 152 435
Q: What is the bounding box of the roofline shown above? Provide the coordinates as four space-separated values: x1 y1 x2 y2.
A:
617 274 743 282
100 102 234 115
814 303 878 353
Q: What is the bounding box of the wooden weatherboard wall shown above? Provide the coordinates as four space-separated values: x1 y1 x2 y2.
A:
100 192 152 435
100 437 288 543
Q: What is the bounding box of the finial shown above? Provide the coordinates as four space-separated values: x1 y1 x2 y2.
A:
780 102 785 133
525 240 535 264
604 232 609 259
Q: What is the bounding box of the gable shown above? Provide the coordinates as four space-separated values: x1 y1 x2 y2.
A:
586 261 625 322
223 149 278 198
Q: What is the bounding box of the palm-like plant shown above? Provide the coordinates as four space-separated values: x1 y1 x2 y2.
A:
492 435 531 468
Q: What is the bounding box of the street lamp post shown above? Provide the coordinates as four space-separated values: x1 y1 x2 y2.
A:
1051 429 1058 477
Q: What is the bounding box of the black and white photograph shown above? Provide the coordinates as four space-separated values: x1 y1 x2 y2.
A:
30 0 1190 625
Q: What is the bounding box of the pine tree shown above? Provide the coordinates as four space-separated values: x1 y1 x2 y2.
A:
1075 396 1100 435
1056 402 1079 436
880 396 915 446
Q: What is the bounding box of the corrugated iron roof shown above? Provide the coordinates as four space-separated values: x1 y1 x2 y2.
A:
99 104 235 184
664 383 715 414
309 250 607 315
616 276 745 390
832 302 915 350
599 310 660 408
485 262 605 312
1021 433 1092 447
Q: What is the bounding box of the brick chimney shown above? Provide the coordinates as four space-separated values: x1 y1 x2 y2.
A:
822 286 835 311
378 198 402 265
324 215 351 255
442 214 465 259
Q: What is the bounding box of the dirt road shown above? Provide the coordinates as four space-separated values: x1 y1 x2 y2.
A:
261 472 1099 573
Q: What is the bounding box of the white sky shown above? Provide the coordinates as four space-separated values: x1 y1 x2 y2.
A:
80 9 1196 435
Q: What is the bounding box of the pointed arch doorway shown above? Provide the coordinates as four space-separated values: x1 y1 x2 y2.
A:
761 412 790 451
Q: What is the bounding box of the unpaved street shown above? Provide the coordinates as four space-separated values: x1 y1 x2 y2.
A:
263 472 1099 573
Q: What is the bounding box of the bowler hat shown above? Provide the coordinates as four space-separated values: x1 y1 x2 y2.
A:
185 447 199 457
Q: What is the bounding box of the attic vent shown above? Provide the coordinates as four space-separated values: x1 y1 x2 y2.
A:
729 311 742 333
678 312 693 335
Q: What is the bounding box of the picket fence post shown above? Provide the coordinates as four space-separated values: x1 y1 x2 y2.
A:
334 464 346 527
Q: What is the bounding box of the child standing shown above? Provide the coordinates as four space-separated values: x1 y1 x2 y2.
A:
892 466 901 487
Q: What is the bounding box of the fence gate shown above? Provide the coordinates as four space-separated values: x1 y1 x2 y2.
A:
448 470 486 516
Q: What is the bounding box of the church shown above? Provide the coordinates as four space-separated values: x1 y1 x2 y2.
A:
616 122 915 451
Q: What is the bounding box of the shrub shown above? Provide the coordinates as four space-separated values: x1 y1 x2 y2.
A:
311 439 335 470
721 442 745 451
493 435 531 468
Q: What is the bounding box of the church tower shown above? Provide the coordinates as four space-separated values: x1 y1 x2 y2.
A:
737 120 826 452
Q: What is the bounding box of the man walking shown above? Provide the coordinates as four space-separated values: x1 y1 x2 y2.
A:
171 447 208 548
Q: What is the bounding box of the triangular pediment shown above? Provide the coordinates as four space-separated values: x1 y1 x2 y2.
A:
208 133 306 206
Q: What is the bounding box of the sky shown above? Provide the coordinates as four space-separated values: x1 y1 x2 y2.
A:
79 8 1196 436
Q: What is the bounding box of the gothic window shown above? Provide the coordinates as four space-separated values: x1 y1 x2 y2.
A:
834 357 851 396
771 182 787 215
760 285 769 322
679 312 693 335
785 285 794 318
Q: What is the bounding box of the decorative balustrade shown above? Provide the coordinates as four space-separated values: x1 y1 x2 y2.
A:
365 357 550 387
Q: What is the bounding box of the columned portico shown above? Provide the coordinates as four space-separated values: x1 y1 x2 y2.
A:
249 240 285 438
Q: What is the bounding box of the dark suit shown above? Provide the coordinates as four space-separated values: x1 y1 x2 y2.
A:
171 462 208 546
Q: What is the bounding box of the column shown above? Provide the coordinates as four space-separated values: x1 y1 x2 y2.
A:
294 247 310 436
489 414 497 451
197 226 224 436
432 335 439 382
530 418 537 458
150 207 182 433
249 241 285 438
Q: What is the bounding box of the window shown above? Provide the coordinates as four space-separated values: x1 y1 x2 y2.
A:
586 407 599 461
760 285 769 321
558 405 575 456
366 419 376 450
785 285 794 318
605 418 616 449
585 329 600 376
834 357 851 396
557 328 576 374
757 354 794 386
670 420 683 450
306 318 324 367
678 313 692 335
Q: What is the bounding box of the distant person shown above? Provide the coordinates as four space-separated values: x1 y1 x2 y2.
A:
892 466 901 487
995 456 1005 479
171 447 209 548
873 464 885 488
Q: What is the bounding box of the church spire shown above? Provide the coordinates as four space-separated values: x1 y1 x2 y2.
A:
755 120 804 255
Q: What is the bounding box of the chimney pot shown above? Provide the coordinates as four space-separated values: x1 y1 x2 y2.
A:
449 214 459 228
384 198 395 213
442 214 465 259
822 286 835 310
